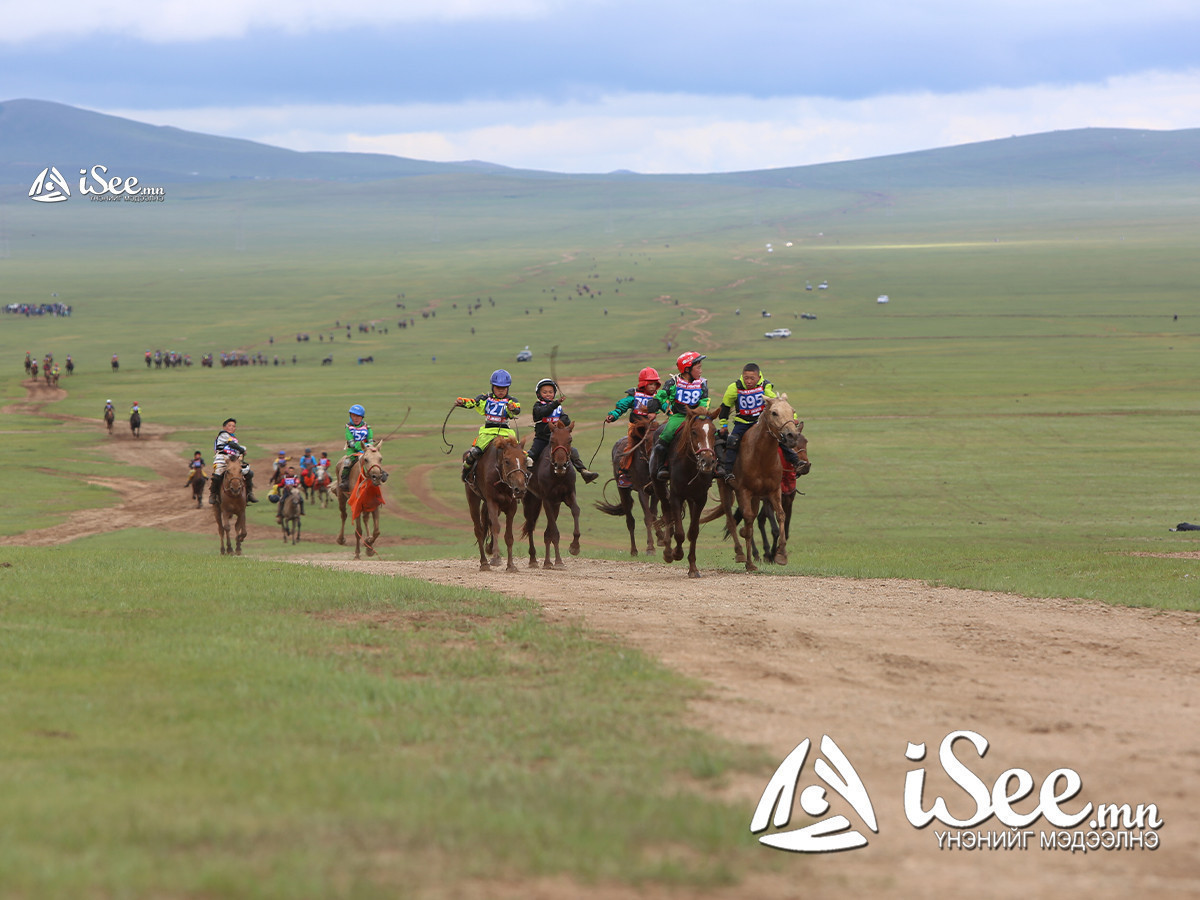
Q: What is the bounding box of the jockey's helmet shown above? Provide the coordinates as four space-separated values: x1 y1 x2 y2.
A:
490 369 513 388
535 378 557 395
637 367 661 388
675 352 706 374
348 404 366 417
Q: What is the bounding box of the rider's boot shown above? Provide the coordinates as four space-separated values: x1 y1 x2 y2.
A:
209 472 223 505
244 469 258 503
569 447 599 484
461 446 483 483
649 438 671 482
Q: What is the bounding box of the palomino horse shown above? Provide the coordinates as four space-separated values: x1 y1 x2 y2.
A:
336 442 388 559
466 435 528 572
129 409 141 438
521 420 582 569
314 462 333 509
593 416 660 556
215 455 248 555
707 396 807 571
651 407 718 578
186 468 207 508
104 408 115 434
277 490 303 545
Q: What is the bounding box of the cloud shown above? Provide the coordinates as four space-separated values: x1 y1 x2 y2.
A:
102 70 1200 173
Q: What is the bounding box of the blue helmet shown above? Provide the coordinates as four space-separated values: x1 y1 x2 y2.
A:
348 404 365 417
490 369 512 387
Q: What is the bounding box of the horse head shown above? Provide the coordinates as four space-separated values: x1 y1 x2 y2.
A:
493 436 529 498
358 442 389 485
682 407 718 474
763 394 802 450
547 419 574 476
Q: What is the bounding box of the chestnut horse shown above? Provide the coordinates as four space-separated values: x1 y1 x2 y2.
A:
103 408 115 434
651 407 718 578
214 455 248 555
337 442 388 559
466 435 528 571
707 395 807 571
593 416 660 556
521 420 582 569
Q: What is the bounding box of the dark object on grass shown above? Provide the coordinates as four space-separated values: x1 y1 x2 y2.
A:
1170 522 1200 532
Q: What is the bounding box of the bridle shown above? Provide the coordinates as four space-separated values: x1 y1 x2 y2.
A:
682 413 717 476
496 449 528 496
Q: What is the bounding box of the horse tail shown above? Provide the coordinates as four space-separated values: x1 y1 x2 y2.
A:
593 499 626 517
699 504 726 526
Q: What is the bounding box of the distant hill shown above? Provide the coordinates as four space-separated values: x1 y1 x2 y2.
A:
3 97 1200 190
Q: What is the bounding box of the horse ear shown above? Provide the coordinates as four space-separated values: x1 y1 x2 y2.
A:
568 420 576 432
375 439 384 449
778 392 788 402
796 420 804 431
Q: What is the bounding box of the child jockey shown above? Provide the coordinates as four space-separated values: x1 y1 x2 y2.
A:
208 417 258 504
130 401 141 417
339 404 373 493
530 378 599 483
271 451 290 485
457 369 521 483
275 465 305 519
185 450 206 486
604 367 663 481
716 362 803 485
298 448 318 475
103 398 114 417
649 352 710 481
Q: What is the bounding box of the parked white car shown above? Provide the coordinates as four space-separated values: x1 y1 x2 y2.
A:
764 328 792 339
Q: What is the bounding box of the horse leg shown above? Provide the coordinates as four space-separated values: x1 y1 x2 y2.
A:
522 493 541 569
336 494 348 545
567 492 581 557
739 493 761 573
502 506 519 573
719 480 747 564
543 500 562 569
468 493 491 571
686 496 705 578
235 513 246 556
486 501 503 568
769 491 788 566
365 510 378 557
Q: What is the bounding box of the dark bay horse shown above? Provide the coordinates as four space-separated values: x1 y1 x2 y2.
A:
593 416 660 556
337 442 388 559
277 490 303 545
466 435 528 572
215 456 248 555
651 407 718 578
522 420 582 569
104 408 115 434
706 396 807 571
129 409 141 438
186 468 207 508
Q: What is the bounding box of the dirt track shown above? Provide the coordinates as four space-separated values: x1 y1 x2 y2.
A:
5 379 1199 897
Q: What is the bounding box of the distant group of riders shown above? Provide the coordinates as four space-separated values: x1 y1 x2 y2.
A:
24 351 72 384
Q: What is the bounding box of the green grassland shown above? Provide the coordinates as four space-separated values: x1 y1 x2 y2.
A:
2 161 1199 895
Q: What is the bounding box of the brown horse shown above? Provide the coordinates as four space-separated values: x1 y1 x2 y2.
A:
521 420 582 569
215 456 248 555
466 435 528 571
708 395 807 571
593 416 660 556
129 409 141 438
103 407 115 434
277 489 303 545
651 407 718 578
336 442 388 559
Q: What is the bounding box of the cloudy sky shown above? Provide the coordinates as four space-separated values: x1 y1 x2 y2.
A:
2 0 1199 173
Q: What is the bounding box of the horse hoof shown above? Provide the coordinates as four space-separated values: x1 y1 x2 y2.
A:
688 569 702 578
543 560 554 570
554 562 566 570
746 562 759 573
735 552 746 564
506 564 520 573
630 548 639 557
528 559 539 569
662 551 674 564
479 563 491 572
673 547 683 561
774 553 788 566
569 543 580 556
490 557 501 568
336 536 346 545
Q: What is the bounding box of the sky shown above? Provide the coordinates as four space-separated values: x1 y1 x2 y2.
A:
2 0 1200 174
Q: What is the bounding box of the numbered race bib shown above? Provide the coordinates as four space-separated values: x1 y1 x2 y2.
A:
675 378 704 407
736 387 766 417
348 425 371 443
484 397 509 425
633 391 655 412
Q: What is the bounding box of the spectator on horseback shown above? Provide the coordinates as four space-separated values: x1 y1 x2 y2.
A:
208 417 258 504
338 404 373 493
716 362 803 486
530 378 599 483
457 369 521 483
275 465 305 519
648 352 710 482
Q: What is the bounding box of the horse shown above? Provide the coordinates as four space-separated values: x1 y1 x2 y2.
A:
593 416 660 556
708 396 807 572
521 420 582 569
277 489 303 544
129 409 141 438
314 462 333 509
103 407 115 434
215 456 248 555
651 407 718 578
336 442 388 559
186 468 208 508
465 435 528 572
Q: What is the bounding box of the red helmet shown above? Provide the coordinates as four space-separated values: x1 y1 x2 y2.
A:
637 366 661 388
676 352 706 374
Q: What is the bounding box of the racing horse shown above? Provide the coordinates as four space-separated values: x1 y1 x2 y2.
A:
103 407 115 434
186 467 208 508
214 455 248 555
593 415 660 556
705 396 808 571
466 435 528 572
521 420 582 569
129 409 141 438
277 489 303 544
336 442 388 559
651 407 718 577
313 461 334 509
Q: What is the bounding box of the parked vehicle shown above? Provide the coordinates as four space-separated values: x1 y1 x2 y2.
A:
764 328 792 339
